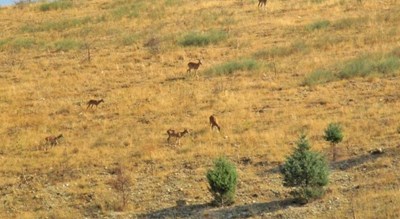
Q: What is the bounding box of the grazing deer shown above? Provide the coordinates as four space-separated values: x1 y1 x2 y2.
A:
167 129 190 145
187 59 202 77
209 115 221 132
87 99 104 109
44 134 63 150
258 0 267 8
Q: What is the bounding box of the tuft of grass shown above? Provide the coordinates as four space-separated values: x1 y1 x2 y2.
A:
304 53 400 85
307 20 331 31
253 41 309 59
303 70 335 86
10 38 40 50
0 38 9 49
39 0 73 11
205 59 260 76
52 39 83 51
111 3 144 20
21 17 92 33
164 0 184 7
332 17 368 30
121 34 139 46
179 30 228 47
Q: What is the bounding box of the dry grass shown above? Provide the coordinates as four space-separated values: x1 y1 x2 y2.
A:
1 0 400 218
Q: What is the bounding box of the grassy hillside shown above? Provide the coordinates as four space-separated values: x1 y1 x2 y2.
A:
0 0 400 218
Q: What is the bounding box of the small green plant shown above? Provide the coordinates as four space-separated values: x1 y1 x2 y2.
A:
324 123 343 161
179 30 228 47
307 20 330 31
21 17 92 33
281 135 329 204
253 41 309 59
53 39 83 51
205 59 260 76
39 0 73 11
207 157 238 206
303 69 334 86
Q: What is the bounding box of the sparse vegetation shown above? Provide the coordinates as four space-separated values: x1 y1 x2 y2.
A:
304 53 400 85
207 157 238 206
39 0 73 12
53 39 83 51
205 59 260 76
281 135 330 204
21 17 92 33
253 41 309 59
179 30 228 47
307 20 330 31
108 165 132 211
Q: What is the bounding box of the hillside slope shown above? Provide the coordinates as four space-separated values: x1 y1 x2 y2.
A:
0 0 400 218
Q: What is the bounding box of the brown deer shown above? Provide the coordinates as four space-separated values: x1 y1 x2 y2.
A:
209 115 221 132
44 134 63 150
258 0 267 8
167 129 190 145
87 99 104 109
187 59 202 77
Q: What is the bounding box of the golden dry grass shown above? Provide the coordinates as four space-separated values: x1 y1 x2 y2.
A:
1 0 400 218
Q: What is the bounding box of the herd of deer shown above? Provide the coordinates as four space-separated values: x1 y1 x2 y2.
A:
44 100 222 148
42 1 268 150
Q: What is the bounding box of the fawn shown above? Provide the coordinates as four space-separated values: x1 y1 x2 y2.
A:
87 99 104 109
187 59 202 77
167 129 189 145
44 134 63 150
209 115 221 132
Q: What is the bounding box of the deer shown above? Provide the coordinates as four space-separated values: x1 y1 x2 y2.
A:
44 134 63 150
209 115 221 132
187 59 202 77
87 99 104 109
167 129 190 145
258 0 267 8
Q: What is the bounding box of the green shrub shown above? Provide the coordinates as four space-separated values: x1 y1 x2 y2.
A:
305 52 400 85
281 135 329 204
53 39 83 51
205 59 259 76
207 157 238 206
303 69 334 86
307 20 330 31
121 34 138 46
338 55 400 79
39 0 72 11
324 123 343 161
165 0 183 6
21 17 92 33
179 30 227 47
253 41 309 59
11 38 39 50
332 17 367 30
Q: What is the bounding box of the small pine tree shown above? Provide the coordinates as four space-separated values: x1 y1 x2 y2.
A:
281 135 329 204
206 157 238 206
324 123 343 161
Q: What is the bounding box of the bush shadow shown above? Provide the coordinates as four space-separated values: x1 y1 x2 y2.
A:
331 153 383 171
137 199 296 219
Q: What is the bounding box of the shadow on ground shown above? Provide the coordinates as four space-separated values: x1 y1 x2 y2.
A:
137 199 295 219
332 153 384 170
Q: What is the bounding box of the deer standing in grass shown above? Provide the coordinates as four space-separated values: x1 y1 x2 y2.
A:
258 0 267 8
44 134 63 150
209 115 221 132
87 99 104 109
167 129 190 145
187 59 202 77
